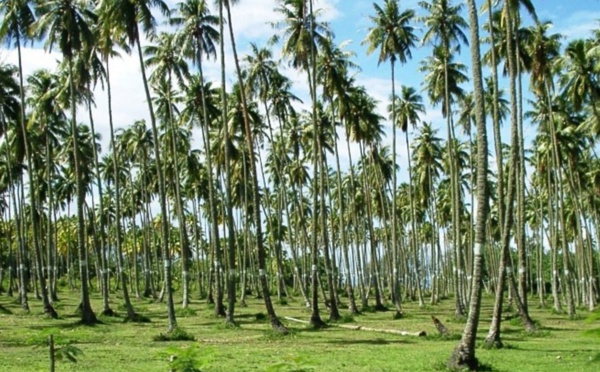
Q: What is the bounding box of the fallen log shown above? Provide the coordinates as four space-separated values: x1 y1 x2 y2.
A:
283 316 426 337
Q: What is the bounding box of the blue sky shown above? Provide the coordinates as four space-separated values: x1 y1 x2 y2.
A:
3 0 600 174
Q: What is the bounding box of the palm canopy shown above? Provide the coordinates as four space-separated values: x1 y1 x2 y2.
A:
272 0 332 70
0 0 37 47
102 0 170 47
0 63 21 134
420 45 468 116
35 0 96 61
144 32 190 89
523 20 561 95
362 0 417 65
556 39 598 113
171 0 219 65
419 0 468 53
318 39 359 102
388 85 425 133
244 43 279 103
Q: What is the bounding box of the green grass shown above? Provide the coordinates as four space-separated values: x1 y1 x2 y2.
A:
0 288 598 371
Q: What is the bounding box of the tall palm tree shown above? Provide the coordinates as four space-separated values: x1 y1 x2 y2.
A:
388 85 425 311
104 0 176 331
223 0 287 332
1 0 59 318
448 0 489 368
95 3 146 319
499 0 538 319
273 0 331 327
144 31 192 308
419 0 468 316
318 40 360 315
26 68 68 306
35 0 96 324
363 0 417 312
0 62 30 308
171 0 221 310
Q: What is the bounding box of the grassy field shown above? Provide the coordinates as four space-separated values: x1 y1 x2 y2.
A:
1 287 598 372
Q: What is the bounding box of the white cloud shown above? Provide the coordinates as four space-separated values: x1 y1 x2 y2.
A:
556 10 600 40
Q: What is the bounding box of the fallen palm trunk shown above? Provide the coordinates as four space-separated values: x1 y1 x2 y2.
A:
283 316 427 337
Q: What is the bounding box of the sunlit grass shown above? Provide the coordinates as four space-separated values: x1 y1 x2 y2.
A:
0 287 598 371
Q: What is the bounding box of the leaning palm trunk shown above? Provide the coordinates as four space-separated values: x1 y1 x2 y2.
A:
484 93 520 349
332 119 359 314
135 33 176 331
105 57 143 321
217 0 235 321
164 72 192 309
224 0 287 332
86 86 112 315
319 148 340 321
499 0 537 332
448 0 489 368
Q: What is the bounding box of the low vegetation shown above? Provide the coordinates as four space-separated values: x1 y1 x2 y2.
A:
1 290 598 371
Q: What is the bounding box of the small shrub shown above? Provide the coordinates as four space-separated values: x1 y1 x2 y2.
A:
158 345 212 372
176 307 198 317
425 333 461 341
255 312 267 322
153 327 196 342
337 313 355 323
262 328 296 342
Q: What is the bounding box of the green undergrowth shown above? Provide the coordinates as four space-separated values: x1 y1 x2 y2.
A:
153 327 196 342
1 289 599 371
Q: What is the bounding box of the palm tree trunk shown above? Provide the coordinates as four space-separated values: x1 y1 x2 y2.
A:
448 1 488 367
86 84 112 315
225 0 287 332
68 57 95 324
16 30 56 318
319 147 340 321
217 0 235 322
332 118 358 314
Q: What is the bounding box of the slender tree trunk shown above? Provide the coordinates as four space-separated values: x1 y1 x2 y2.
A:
448 1 488 368
135 33 176 331
224 0 287 332
16 31 56 317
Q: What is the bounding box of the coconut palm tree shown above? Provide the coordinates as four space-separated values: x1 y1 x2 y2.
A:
26 68 69 305
0 62 29 308
1 0 60 318
447 0 489 368
35 0 97 324
273 0 332 327
94 3 147 318
419 0 469 316
171 0 221 309
103 0 176 331
388 85 425 310
363 0 417 313
144 31 193 308
317 40 360 314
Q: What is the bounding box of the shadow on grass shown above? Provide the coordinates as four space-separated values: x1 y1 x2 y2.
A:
27 319 106 330
324 338 410 346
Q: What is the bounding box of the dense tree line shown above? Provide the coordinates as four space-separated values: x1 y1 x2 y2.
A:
0 0 599 369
